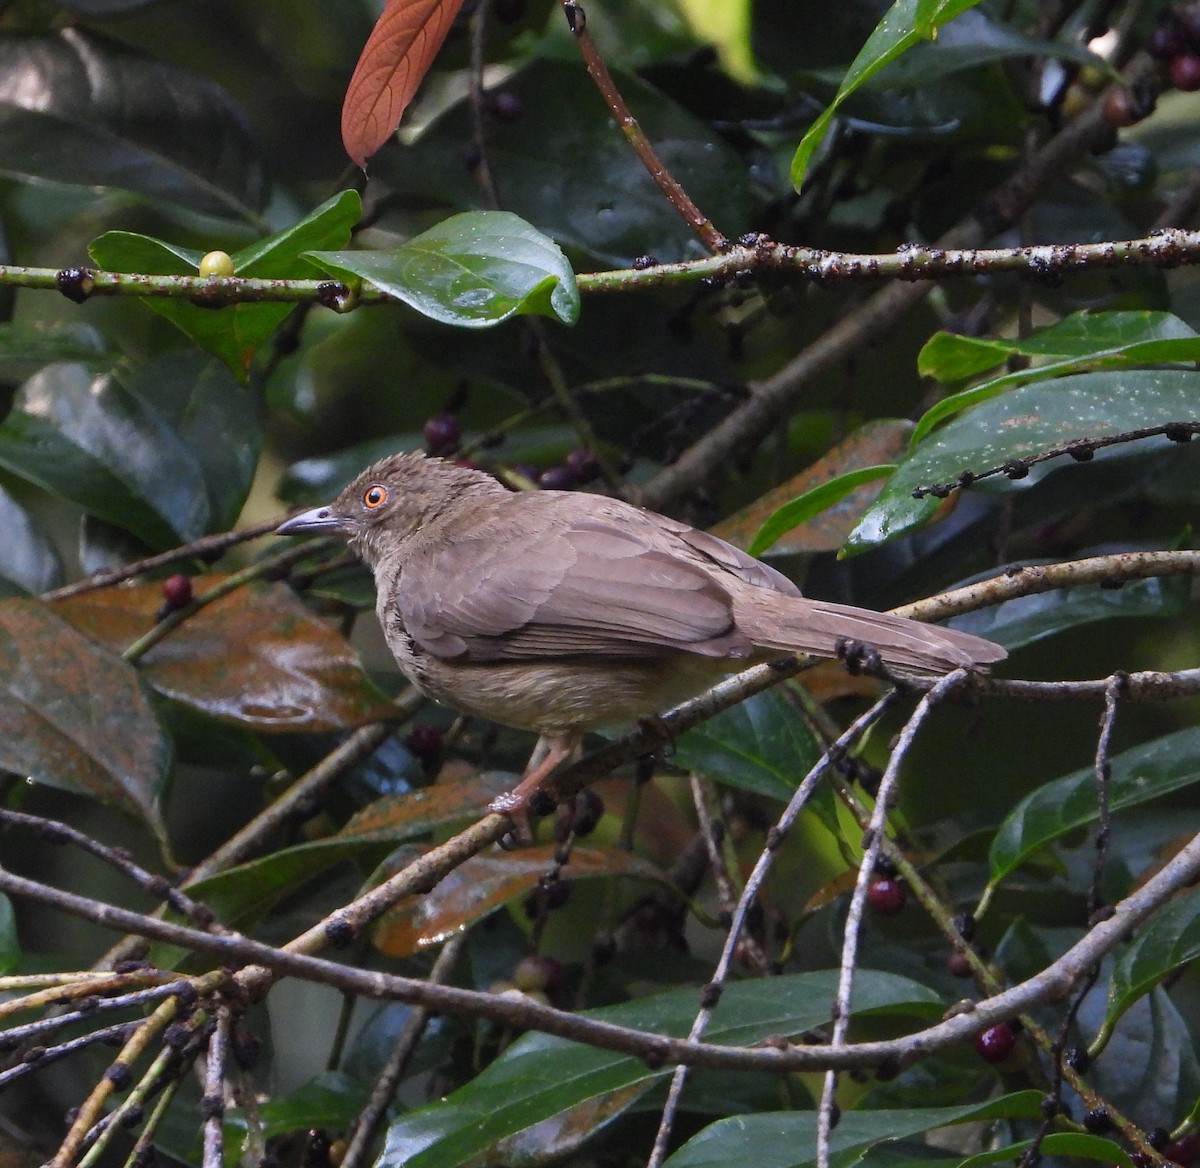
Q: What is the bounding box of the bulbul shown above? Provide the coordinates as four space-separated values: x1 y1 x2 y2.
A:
277 452 1004 836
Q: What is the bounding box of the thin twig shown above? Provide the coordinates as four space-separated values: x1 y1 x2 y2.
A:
818 671 967 1168
340 934 468 1168
557 0 727 253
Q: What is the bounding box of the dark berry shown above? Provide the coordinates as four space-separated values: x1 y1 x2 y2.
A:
1170 53 1200 91
947 950 973 978
1083 1109 1113 1134
1103 89 1138 127
564 448 600 482
1166 1134 1200 1168
404 724 443 763
952 912 977 942
1149 1130 1171 1153
866 877 906 916
538 465 578 491
974 1022 1016 1064
423 412 461 453
489 91 523 121
513 954 565 993
1147 21 1185 60
161 574 193 610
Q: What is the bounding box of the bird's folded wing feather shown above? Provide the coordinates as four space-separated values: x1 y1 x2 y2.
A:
398 515 757 661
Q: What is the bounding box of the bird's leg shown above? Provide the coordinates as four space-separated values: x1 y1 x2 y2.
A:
489 732 580 846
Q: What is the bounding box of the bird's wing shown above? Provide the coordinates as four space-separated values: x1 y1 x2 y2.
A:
397 505 756 661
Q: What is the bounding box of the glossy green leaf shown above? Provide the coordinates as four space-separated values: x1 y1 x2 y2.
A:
0 362 206 548
986 728 1200 893
674 688 822 800
913 312 1200 443
379 972 947 1168
308 211 579 328
0 353 259 548
665 1092 1044 1168
956 1133 1130 1168
1107 885 1200 1033
917 310 1199 384
748 466 895 556
0 599 170 840
791 0 985 190
373 58 752 265
846 370 1200 554
0 29 263 218
54 578 395 732
89 191 360 378
0 483 64 596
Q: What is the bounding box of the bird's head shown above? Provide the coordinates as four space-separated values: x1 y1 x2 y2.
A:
276 451 507 566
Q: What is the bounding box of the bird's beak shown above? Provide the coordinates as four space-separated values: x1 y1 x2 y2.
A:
276 506 350 536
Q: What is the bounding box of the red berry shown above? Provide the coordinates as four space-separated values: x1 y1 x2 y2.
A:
1170 53 1200 91
404 724 443 762
1166 1134 1200 1168
1103 89 1137 128
974 1022 1016 1064
161 574 193 610
866 877 906 916
423 412 461 453
538 465 578 490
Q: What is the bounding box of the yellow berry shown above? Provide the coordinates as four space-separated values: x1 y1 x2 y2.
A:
198 250 235 278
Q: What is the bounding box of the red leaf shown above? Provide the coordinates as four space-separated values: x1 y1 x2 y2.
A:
342 0 465 168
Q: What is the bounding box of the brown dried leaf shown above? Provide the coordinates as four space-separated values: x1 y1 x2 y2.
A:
373 845 671 956
0 599 169 839
54 578 395 732
342 0 465 168
713 419 915 554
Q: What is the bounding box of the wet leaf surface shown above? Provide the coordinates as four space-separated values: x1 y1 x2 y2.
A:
54 578 395 731
373 846 671 956
0 599 169 839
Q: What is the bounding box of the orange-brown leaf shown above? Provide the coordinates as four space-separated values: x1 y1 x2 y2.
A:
342 0 465 168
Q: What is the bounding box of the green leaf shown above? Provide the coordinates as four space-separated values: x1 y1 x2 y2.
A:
0 320 109 380
0 353 260 548
913 311 1200 443
791 0 985 190
748 466 895 556
957 1133 1131 1168
380 972 947 1168
1106 885 1200 1034
0 361 207 548
664 1092 1044 1168
0 599 170 841
308 211 580 329
986 728 1200 895
0 483 65 596
674 688 823 800
89 191 361 378
0 893 18 975
846 369 1200 554
0 28 263 219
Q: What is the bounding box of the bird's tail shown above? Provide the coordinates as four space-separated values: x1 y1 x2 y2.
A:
735 593 1005 674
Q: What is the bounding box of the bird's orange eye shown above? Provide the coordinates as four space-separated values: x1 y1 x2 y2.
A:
363 484 388 509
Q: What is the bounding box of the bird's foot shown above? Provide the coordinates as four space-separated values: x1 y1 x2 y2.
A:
489 737 575 847
491 785 560 849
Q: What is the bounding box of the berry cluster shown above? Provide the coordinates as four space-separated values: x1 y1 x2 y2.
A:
1148 8 1200 91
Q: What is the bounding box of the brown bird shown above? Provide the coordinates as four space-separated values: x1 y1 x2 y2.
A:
277 452 1004 837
